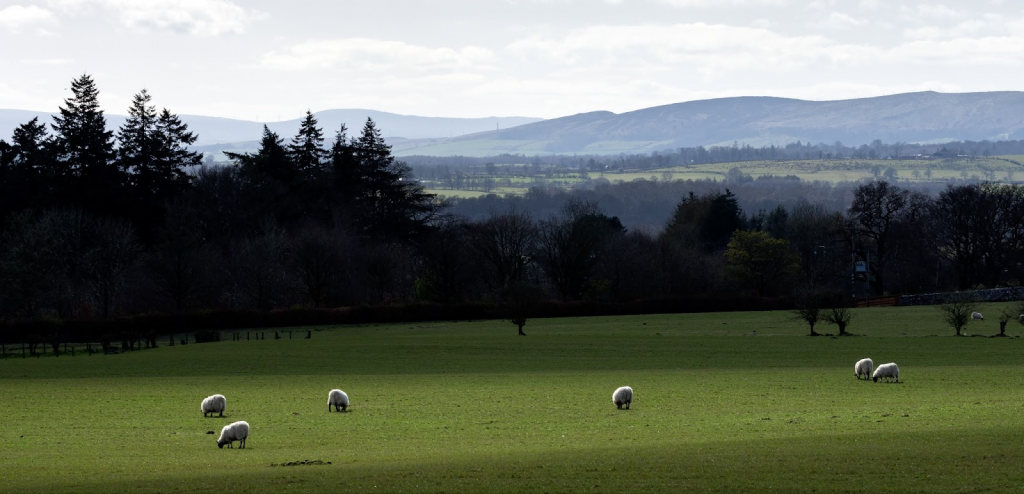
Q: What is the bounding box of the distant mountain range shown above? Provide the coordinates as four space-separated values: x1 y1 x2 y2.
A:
0 108 542 147
5 91 1024 158
390 91 1024 157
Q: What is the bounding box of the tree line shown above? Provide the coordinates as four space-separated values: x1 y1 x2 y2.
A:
2 75 1024 331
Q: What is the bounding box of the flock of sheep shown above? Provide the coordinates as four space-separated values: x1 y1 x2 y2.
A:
201 385 631 449
854 358 900 383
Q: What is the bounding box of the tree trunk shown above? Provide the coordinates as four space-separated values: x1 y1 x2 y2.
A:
518 323 526 336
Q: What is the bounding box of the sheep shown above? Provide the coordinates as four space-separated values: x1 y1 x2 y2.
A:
201 394 226 418
217 420 249 449
328 389 349 412
1019 314 1023 324
972 312 984 321
872 362 899 383
854 358 874 380
612 386 633 410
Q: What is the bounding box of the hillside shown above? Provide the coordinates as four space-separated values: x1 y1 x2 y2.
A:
393 91 1024 157
0 108 542 147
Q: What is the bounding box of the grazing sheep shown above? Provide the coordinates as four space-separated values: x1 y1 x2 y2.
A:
854 358 874 380
872 362 900 383
217 420 249 449
612 386 633 410
328 389 349 412
201 394 226 418
972 312 984 321
1019 314 1023 324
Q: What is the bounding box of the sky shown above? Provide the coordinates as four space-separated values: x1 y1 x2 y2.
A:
1 0 1022 122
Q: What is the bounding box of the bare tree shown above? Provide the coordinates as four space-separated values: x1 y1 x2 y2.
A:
938 294 976 336
469 207 538 293
289 225 350 308
84 217 141 319
536 198 623 300
793 287 825 336
823 306 854 336
226 220 288 310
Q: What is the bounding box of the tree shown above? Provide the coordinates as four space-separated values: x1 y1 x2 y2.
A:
938 293 976 336
350 118 439 241
288 225 350 308
287 110 329 175
848 181 926 295
415 215 474 304
117 90 199 236
823 306 854 336
663 190 743 252
470 207 539 293
929 184 989 290
793 287 825 336
536 198 624 300
146 201 215 312
83 217 142 319
501 280 542 336
50 74 122 216
0 117 52 217
724 230 800 297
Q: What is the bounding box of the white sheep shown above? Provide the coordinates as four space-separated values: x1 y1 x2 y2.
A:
328 389 349 412
872 362 899 383
972 312 984 321
217 420 249 449
1018 313 1023 324
612 386 633 410
201 394 226 418
854 358 874 380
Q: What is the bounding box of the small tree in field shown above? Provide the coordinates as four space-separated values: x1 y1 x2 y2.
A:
793 288 825 336
938 294 976 336
501 281 541 336
824 306 854 336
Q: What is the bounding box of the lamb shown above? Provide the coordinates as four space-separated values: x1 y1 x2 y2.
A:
872 362 899 383
217 420 249 449
328 389 349 412
854 358 874 380
201 394 226 418
612 386 633 410
972 312 984 321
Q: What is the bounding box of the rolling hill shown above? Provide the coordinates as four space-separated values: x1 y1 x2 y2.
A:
6 91 1024 158
0 108 543 147
392 91 1024 156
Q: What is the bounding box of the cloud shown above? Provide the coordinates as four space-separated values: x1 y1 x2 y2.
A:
261 39 496 73
51 0 265 35
658 0 789 6
505 23 861 74
0 4 56 31
816 12 866 29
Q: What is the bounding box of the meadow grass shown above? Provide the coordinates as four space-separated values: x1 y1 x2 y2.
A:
2 303 1024 492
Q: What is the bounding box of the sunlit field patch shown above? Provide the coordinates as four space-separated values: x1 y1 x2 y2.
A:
2 304 1023 492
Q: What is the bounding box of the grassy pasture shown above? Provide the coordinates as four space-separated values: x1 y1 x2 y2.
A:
2 304 1024 492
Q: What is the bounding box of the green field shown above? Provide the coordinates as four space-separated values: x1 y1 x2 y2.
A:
419 156 1024 197
3 304 1024 492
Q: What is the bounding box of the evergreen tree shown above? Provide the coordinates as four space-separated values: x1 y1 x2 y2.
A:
287 110 329 175
117 90 199 238
1 118 53 217
225 126 296 226
50 74 122 215
351 117 437 241
329 123 358 205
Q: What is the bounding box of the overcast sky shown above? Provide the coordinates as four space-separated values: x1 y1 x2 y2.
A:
1 0 1021 121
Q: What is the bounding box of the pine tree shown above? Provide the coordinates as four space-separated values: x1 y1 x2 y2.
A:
50 74 122 215
287 110 328 175
1 118 53 214
351 117 437 240
117 90 199 237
